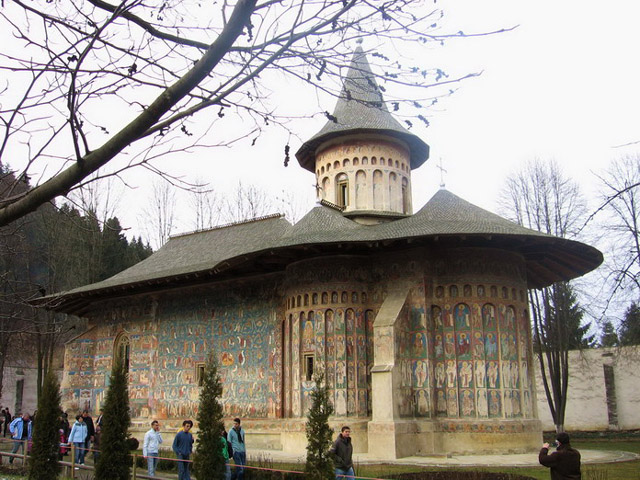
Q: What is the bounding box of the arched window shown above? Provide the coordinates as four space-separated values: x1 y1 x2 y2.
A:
336 173 349 208
402 178 410 214
114 333 130 373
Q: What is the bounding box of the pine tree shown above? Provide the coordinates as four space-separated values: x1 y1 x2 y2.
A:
600 320 619 347
620 302 640 346
95 357 131 480
28 370 61 480
193 353 226 480
305 373 334 480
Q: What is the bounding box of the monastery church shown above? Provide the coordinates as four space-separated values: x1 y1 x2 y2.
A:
42 48 603 458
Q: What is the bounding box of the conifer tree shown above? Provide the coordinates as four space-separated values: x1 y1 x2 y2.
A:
305 373 334 480
28 370 61 480
193 353 226 480
95 357 131 480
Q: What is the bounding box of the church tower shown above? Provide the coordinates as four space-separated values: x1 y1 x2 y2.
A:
296 47 430 224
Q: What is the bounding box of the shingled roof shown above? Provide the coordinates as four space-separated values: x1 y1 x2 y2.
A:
295 47 430 172
39 190 602 314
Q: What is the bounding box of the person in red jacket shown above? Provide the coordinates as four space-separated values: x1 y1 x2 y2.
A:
539 432 581 479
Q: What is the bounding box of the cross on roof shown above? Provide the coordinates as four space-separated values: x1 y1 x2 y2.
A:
437 157 447 188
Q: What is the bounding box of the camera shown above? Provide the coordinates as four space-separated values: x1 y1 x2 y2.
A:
550 441 559 448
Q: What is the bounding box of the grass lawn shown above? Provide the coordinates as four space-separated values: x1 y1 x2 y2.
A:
268 438 640 480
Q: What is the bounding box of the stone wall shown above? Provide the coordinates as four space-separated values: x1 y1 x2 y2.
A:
534 345 640 431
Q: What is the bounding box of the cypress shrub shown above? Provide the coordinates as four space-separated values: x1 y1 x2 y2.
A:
193 353 226 480
95 357 131 480
304 373 334 480
28 370 62 480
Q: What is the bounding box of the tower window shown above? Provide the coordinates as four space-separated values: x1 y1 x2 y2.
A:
336 174 349 207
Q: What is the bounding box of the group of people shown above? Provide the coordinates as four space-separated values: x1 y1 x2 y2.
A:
0 408 12 437
66 410 102 466
3 405 581 480
142 416 247 480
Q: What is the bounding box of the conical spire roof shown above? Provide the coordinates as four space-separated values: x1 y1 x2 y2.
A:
296 47 430 172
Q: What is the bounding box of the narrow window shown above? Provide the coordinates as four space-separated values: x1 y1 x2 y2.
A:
336 173 349 208
304 354 315 381
196 362 206 386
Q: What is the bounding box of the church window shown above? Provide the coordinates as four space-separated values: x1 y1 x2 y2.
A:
336 173 349 208
362 156 368 165
114 333 130 374
312 293 318 305
402 178 410 214
435 286 444 298
321 166 325 174
334 160 340 169
326 163 331 171
341 292 348 303
449 285 458 298
297 295 302 307
361 292 367 303
388 158 392 167
477 285 486 297
195 362 206 387
322 292 328 304
303 353 315 381
304 294 309 306
352 292 358 303
490 286 498 298
371 156 377 165
395 160 399 168
353 157 359 166
502 287 508 299
463 285 472 297
511 288 517 300
343 158 350 168
331 291 338 303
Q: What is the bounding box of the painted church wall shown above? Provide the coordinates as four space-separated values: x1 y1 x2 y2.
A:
61 280 282 420
534 346 640 431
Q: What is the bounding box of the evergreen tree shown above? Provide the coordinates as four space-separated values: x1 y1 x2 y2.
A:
600 320 619 347
28 370 61 480
305 373 334 480
95 357 131 480
193 353 226 480
619 302 640 346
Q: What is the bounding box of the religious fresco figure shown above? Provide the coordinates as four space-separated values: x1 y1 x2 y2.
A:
474 360 486 387
446 360 457 388
486 361 499 388
458 361 473 388
457 332 471 357
485 333 497 358
435 362 445 388
433 306 443 329
482 304 496 329
477 389 488 417
488 390 501 417
434 334 444 357
444 333 455 356
454 303 470 329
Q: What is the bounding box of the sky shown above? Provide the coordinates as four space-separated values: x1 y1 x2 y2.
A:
29 0 638 247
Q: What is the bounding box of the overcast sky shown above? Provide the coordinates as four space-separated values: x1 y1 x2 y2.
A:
97 0 640 245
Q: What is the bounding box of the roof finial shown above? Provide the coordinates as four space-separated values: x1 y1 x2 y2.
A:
437 157 447 189
356 37 363 45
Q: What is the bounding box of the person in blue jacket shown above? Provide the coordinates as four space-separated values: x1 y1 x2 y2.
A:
9 413 32 464
68 414 88 465
172 419 194 480
228 417 246 480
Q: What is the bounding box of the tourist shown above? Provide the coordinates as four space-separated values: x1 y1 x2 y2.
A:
220 428 231 480
143 420 163 477
8 413 32 464
3 408 12 437
172 419 194 480
539 432 581 479
68 414 88 466
81 410 95 458
228 417 246 480
329 426 354 480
